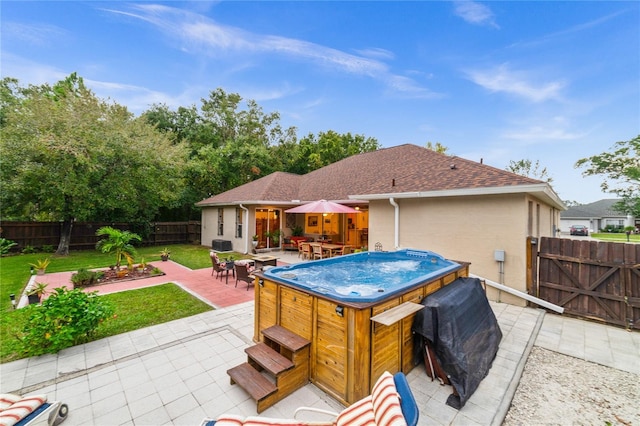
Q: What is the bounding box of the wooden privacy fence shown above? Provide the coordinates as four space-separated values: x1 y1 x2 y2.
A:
0 221 201 251
534 237 640 330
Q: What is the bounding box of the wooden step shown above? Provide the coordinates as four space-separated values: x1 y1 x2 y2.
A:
262 325 310 352
246 343 294 376
227 363 277 401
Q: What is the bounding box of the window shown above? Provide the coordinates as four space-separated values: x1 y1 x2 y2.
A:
217 208 224 236
235 208 243 238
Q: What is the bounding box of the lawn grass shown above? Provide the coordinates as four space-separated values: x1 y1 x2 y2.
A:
0 244 250 363
92 283 212 339
591 233 640 243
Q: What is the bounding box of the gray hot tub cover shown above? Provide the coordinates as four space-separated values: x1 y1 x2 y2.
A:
412 277 502 409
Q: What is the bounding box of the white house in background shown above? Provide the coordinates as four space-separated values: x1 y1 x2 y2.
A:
560 199 637 233
196 144 566 306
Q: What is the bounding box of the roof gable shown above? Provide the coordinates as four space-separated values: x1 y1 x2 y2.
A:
195 172 301 205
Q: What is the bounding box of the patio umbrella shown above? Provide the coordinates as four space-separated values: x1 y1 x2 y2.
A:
284 199 359 214
285 200 359 241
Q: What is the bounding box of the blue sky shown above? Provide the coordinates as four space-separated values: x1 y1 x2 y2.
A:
2 1 639 204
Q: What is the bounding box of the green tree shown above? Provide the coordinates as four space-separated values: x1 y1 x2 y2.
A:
575 135 640 217
143 89 296 209
0 74 188 254
425 141 449 154
95 226 142 269
506 159 553 183
285 131 380 174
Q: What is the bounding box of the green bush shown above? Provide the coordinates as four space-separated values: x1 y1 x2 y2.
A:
19 287 114 356
21 245 37 254
0 238 17 255
71 268 99 286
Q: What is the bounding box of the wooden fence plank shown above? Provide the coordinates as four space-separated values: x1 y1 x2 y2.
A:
0 221 201 251
537 237 639 330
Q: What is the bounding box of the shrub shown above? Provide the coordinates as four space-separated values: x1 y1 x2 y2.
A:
19 287 114 356
71 268 99 287
0 238 17 255
21 245 36 254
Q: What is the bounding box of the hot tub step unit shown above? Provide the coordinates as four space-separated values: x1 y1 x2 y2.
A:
246 342 294 376
228 325 311 413
261 325 310 352
227 363 277 403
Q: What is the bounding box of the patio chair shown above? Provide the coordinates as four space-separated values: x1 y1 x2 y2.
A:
297 240 306 258
335 245 353 256
210 253 226 280
300 242 312 260
234 262 256 290
199 371 418 426
0 393 69 426
312 244 328 260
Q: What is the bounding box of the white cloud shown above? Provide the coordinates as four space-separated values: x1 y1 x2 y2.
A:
1 22 67 46
453 1 499 29
502 126 587 143
104 4 435 99
466 64 565 102
354 47 395 61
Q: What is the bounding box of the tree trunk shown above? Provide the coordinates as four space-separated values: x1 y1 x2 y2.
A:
56 219 73 256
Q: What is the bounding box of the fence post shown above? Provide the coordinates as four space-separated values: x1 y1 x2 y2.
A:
526 236 538 301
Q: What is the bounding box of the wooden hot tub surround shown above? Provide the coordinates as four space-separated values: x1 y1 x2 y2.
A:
249 261 470 406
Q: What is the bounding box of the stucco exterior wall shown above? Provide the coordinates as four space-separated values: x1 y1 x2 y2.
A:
200 206 253 253
368 194 558 306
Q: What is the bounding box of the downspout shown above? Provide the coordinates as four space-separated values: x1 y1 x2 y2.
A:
389 197 400 249
239 204 249 254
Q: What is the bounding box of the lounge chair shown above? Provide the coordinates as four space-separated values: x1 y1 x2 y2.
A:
199 371 418 426
0 393 68 426
234 262 255 290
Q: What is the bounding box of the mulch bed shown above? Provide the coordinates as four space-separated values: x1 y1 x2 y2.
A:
77 265 165 288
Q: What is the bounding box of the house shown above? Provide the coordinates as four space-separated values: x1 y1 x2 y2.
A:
560 199 636 233
196 144 566 305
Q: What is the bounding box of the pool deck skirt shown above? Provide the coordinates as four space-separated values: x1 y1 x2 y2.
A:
2 250 638 425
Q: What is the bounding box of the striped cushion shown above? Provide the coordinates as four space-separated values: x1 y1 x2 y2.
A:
336 395 375 426
215 414 332 426
371 373 406 426
0 395 20 411
244 417 331 426
0 394 47 426
214 414 245 426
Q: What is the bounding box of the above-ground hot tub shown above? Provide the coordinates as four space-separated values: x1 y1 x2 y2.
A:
264 249 461 303
254 249 469 405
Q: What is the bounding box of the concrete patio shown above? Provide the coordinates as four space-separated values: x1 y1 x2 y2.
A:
2 250 638 425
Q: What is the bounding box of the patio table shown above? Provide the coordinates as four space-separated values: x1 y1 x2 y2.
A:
309 242 343 257
252 255 278 269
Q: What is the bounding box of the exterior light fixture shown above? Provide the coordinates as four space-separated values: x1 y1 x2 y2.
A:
9 294 16 309
335 305 344 317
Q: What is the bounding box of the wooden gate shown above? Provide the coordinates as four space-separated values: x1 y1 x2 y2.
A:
535 237 640 330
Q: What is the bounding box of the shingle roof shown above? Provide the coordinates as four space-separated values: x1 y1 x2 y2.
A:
561 199 626 219
196 144 549 206
195 172 301 205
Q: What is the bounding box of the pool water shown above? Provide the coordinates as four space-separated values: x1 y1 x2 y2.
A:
264 249 460 303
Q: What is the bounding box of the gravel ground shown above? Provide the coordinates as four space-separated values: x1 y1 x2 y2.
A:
504 346 640 425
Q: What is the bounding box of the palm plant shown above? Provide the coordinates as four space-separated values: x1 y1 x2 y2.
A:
95 226 142 269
